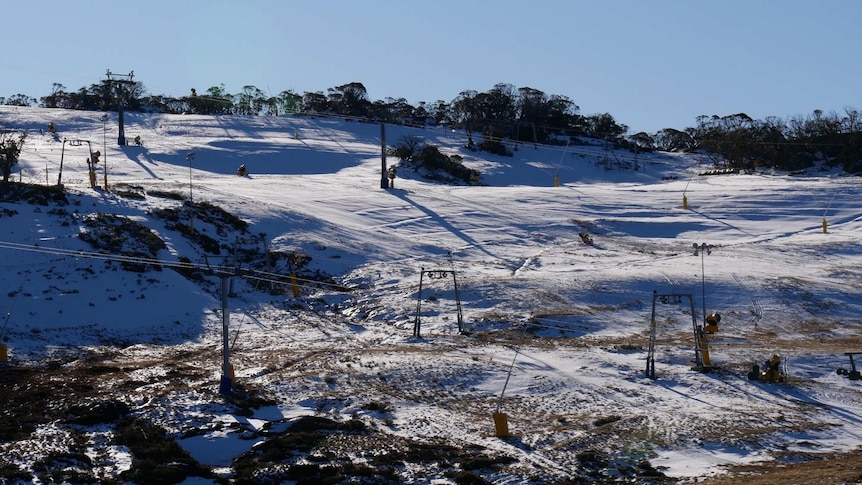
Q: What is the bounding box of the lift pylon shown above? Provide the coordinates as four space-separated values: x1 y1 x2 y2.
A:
57 138 100 188
413 267 463 338
646 290 715 379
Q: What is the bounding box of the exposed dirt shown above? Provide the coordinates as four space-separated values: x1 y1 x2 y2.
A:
694 449 862 485
2 332 859 484
0 343 681 484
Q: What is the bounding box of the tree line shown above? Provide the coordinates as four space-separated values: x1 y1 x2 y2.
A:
2 81 861 172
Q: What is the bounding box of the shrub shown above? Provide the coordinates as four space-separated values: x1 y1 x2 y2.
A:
479 138 512 157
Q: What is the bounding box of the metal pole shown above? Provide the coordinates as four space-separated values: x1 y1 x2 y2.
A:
701 248 706 324
57 139 66 186
414 268 424 337
380 123 388 189
693 243 711 324
646 290 658 379
186 152 195 203
452 271 463 333
102 114 108 189
496 349 519 414
117 93 126 146
219 273 232 395
86 140 96 189
222 274 230 376
689 294 703 368
187 152 195 232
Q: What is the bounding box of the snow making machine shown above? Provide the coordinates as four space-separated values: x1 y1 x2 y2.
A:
836 352 862 381
748 354 786 383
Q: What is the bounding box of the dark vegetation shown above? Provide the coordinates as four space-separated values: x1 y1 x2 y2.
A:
7 78 861 173
150 200 249 256
389 135 481 183
0 131 27 183
0 182 67 205
231 415 522 485
79 213 167 271
116 418 214 484
0 351 698 484
691 111 862 173
0 354 535 485
0 181 328 300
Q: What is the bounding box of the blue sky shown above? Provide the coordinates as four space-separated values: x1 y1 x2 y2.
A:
4 0 860 134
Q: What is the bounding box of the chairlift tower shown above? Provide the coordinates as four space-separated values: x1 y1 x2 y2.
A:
57 138 99 188
413 267 464 338
202 258 240 396
201 256 307 396
646 290 714 379
104 70 135 146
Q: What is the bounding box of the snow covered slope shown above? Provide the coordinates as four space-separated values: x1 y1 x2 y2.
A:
0 106 860 483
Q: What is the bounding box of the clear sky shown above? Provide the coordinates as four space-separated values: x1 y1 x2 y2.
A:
3 0 860 134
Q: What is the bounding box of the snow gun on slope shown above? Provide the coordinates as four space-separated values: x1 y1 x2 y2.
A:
748 354 786 383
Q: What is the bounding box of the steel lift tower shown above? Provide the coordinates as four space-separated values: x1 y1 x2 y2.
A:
104 70 135 146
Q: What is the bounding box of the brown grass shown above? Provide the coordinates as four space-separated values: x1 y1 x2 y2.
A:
695 448 862 485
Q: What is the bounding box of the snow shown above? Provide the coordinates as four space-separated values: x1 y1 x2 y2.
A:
1 105 861 482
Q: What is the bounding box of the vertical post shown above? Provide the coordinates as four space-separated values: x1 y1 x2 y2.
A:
646 290 658 379
187 152 194 203
689 294 703 368
452 271 463 333
553 139 569 188
700 250 706 324
823 191 836 235
86 141 96 189
380 123 389 189
219 273 232 395
186 152 195 232
117 101 126 146
102 113 108 189
413 268 425 337
693 243 712 325
57 139 66 186
698 328 712 368
290 275 300 297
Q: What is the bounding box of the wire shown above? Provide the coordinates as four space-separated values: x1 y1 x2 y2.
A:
496 347 520 414
0 238 350 294
823 190 839 218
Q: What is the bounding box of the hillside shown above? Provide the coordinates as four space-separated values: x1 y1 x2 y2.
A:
0 106 861 484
